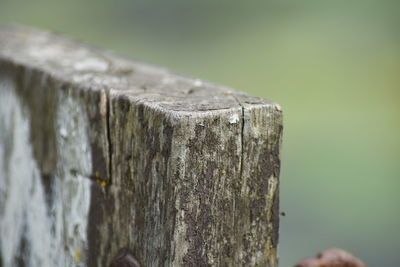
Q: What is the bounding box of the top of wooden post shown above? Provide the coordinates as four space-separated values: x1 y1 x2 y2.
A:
0 25 280 117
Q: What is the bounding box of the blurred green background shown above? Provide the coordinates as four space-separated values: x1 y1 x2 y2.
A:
1 0 399 266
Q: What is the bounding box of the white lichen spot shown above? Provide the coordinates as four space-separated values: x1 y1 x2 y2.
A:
74 57 108 72
60 126 68 138
229 113 240 124
193 79 203 87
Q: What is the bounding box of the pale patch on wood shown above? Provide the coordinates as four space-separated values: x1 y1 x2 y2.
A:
0 75 93 266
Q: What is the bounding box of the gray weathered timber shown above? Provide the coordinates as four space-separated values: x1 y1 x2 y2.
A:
0 25 283 267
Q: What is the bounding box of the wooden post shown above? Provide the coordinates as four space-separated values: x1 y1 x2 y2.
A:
0 26 283 267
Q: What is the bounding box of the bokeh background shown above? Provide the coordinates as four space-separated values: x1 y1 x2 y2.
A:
1 0 399 266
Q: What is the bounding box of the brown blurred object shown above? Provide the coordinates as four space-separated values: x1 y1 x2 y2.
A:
295 248 366 267
109 248 141 267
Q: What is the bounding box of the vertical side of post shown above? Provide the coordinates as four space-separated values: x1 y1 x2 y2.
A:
87 92 282 267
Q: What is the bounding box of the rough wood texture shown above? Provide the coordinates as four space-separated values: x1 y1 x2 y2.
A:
0 26 283 267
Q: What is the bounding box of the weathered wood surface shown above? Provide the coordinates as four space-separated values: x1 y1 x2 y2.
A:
0 26 283 267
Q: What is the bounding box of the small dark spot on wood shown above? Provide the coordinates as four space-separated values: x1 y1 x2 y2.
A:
125 153 132 161
70 168 78 176
187 88 196 94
